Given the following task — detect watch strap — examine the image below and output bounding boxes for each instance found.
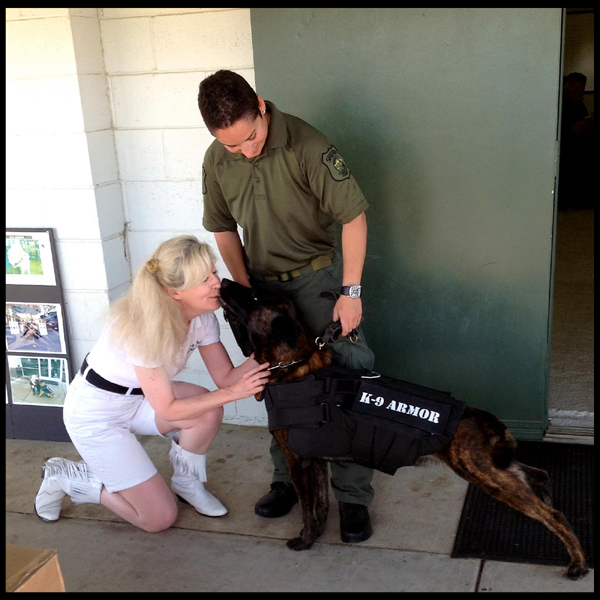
[341,285,362,298]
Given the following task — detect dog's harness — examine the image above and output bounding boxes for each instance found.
[264,365,465,475]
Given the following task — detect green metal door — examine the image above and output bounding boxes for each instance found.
[250,8,564,439]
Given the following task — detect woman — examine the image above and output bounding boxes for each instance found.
[34,235,270,532]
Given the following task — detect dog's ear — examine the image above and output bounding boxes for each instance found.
[271,315,299,351]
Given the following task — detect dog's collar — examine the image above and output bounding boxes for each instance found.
[268,358,307,371]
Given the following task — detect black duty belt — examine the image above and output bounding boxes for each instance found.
[80,355,144,395]
[264,365,465,475]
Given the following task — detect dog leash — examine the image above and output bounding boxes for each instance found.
[268,321,360,370]
[315,321,359,350]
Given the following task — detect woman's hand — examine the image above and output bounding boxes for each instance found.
[227,362,270,400]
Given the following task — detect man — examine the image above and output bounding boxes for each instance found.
[198,70,375,543]
[559,72,594,207]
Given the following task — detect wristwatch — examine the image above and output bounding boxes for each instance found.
[341,285,362,299]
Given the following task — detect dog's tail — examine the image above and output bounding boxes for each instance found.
[490,424,517,470]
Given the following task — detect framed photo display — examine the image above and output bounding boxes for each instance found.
[6,228,73,441]
[6,230,57,286]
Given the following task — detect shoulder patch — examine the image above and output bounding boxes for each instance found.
[322,146,350,182]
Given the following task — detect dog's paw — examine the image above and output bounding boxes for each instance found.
[565,561,589,580]
[286,537,314,551]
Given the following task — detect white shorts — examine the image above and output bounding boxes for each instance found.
[63,374,179,493]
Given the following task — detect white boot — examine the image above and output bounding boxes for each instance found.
[169,440,228,517]
[34,457,102,522]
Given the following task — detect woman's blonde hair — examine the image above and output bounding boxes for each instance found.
[109,235,216,372]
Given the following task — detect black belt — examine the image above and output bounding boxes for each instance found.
[80,355,144,395]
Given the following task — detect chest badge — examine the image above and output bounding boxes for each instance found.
[322,146,350,182]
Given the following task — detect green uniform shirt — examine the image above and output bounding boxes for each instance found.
[202,101,369,276]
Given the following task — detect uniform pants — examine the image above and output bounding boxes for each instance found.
[250,251,376,506]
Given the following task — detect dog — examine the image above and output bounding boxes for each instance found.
[218,278,588,580]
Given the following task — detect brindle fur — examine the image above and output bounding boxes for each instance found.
[219,279,588,579]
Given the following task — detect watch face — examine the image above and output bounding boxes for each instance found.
[349,285,361,299]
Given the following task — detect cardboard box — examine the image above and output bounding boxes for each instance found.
[6,545,65,593]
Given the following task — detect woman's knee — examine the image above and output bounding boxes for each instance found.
[140,503,178,533]
[206,405,224,429]
[118,474,178,533]
[209,405,224,425]
[185,405,223,431]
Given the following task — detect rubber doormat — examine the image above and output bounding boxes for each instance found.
[451,441,593,568]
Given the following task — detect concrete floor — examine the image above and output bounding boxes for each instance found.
[6,424,594,592]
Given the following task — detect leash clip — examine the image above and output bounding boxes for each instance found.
[316,321,359,349]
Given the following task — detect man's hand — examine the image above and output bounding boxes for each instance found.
[333,295,362,337]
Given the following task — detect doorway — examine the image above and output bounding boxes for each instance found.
[548,8,594,436]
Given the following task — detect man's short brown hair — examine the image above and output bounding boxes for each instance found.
[198,70,260,133]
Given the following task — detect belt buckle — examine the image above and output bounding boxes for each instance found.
[311,253,332,271]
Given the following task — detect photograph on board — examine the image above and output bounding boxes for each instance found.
[6,230,56,286]
[6,302,66,354]
[7,355,69,407]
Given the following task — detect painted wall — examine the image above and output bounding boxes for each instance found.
[251,8,565,439]
[6,8,265,425]
[6,8,126,377]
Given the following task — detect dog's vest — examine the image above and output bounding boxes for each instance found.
[264,366,465,475]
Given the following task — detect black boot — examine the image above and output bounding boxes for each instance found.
[254,482,298,518]
[339,501,373,543]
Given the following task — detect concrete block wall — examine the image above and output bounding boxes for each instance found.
[98,7,262,424]
[6,8,268,425]
[6,7,125,378]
